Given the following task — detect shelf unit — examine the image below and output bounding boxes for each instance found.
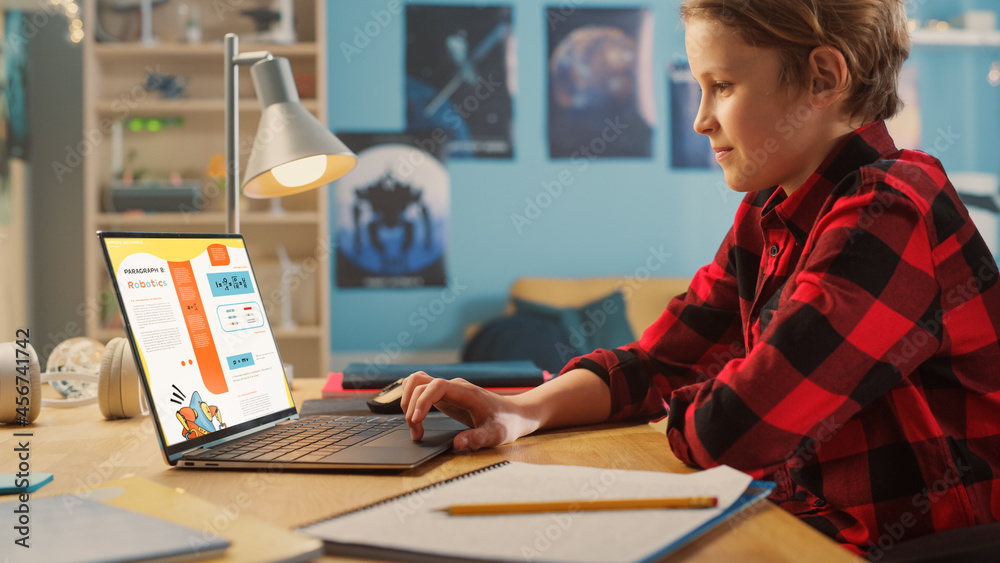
[82,0,330,379]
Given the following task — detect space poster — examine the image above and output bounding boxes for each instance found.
[547,7,655,159]
[333,133,449,289]
[405,4,515,159]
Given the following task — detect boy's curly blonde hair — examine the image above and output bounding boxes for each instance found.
[680,0,910,122]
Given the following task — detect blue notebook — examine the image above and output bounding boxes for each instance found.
[341,360,546,389]
[2,495,230,562]
[0,472,53,495]
[299,461,774,563]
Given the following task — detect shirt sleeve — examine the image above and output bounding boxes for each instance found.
[561,226,746,422]
[665,184,942,476]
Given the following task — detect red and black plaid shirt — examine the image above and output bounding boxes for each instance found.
[564,121,1000,557]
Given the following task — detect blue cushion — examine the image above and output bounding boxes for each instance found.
[513,291,635,356]
[460,313,575,373]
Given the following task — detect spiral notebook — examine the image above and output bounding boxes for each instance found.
[298,461,774,563]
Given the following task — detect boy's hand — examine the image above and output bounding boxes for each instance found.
[400,372,540,451]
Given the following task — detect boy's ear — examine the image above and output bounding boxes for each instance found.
[807,46,850,109]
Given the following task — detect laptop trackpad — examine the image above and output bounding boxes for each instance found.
[320,421,466,465]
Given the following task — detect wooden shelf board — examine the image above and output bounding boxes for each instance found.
[94,42,318,58]
[95,99,319,116]
[97,212,225,227]
[241,211,323,225]
[272,326,323,339]
[96,211,321,227]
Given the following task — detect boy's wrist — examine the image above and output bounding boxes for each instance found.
[507,390,546,436]
[506,368,611,433]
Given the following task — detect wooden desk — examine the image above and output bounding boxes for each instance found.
[2,379,859,562]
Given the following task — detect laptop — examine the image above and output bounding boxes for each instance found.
[97,231,465,469]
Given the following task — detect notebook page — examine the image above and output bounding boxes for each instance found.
[302,462,752,563]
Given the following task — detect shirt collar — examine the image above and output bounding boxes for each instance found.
[760,121,899,245]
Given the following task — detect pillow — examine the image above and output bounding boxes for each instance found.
[513,290,635,357]
[460,313,575,374]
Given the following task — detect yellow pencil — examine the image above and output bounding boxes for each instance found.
[444,496,718,516]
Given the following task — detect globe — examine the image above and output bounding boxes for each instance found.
[45,337,105,400]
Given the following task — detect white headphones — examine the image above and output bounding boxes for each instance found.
[0,337,149,423]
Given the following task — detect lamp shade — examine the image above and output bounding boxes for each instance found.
[242,57,357,199]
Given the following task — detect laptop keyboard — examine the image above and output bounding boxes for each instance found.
[183,415,405,463]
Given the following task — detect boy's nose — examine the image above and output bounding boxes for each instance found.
[693,99,717,136]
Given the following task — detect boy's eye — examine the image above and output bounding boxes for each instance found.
[713,82,732,92]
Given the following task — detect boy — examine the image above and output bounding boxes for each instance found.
[402,0,1000,556]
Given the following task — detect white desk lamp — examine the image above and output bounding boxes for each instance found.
[224,33,356,233]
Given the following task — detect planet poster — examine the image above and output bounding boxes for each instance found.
[333,132,450,289]
[405,5,515,160]
[547,7,655,159]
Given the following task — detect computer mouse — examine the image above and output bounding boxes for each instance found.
[367,378,406,414]
[367,378,441,415]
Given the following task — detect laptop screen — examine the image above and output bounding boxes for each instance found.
[99,232,296,457]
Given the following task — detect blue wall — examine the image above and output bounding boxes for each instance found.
[907,0,1000,176]
[326,0,1000,356]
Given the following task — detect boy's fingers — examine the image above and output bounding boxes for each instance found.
[405,383,431,440]
[423,378,481,411]
[453,423,504,451]
[409,419,424,441]
[410,378,454,420]
[404,377,497,443]
[399,371,431,412]
[453,430,474,451]
[405,383,428,422]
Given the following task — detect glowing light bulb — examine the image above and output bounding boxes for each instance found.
[271,155,327,188]
[990,62,1000,87]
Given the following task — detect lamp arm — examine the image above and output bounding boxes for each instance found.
[224,33,274,234]
[234,52,274,66]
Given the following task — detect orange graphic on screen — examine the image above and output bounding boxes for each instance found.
[176,407,210,440]
[174,390,227,440]
[168,260,228,394]
[207,244,231,267]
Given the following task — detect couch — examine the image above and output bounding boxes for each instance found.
[505,277,692,338]
[463,276,692,373]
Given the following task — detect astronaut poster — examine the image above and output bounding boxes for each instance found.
[547,7,655,159]
[405,4,514,159]
[333,133,449,289]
